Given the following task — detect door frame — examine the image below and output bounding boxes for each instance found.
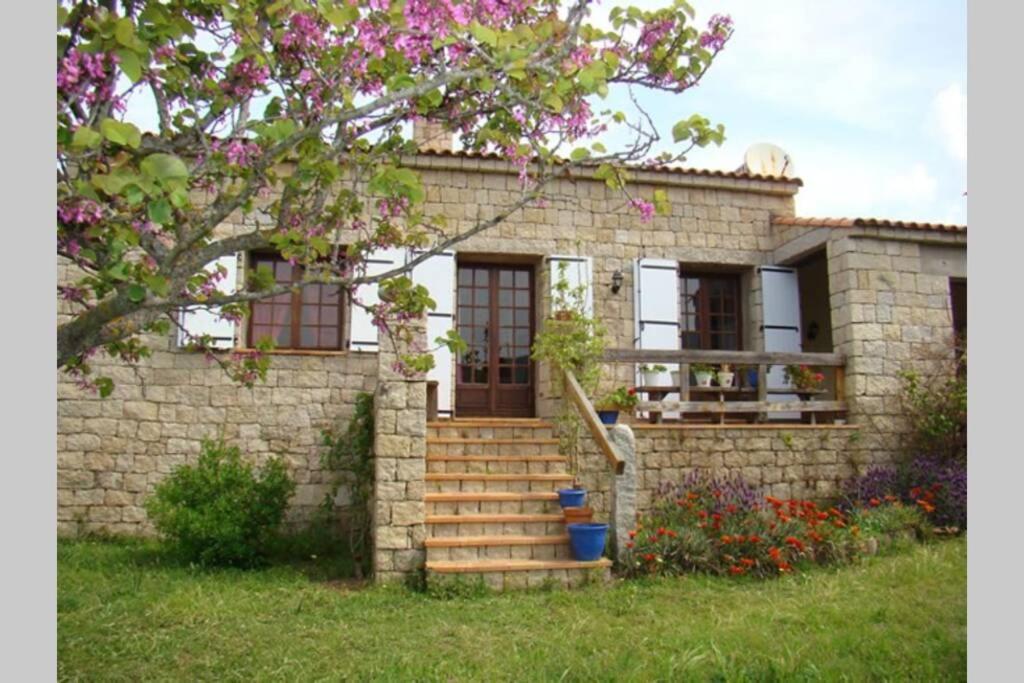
[454,260,538,418]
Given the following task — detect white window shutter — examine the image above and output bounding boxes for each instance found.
[760,266,802,417]
[548,255,593,318]
[409,249,456,417]
[634,258,680,416]
[177,253,239,349]
[348,247,406,352]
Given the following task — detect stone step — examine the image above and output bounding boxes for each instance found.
[425,491,561,516]
[424,438,561,457]
[425,472,573,494]
[427,540,573,563]
[427,513,566,524]
[425,513,566,539]
[426,455,566,462]
[426,558,613,591]
[426,455,568,476]
[425,534,569,548]
[427,419,553,429]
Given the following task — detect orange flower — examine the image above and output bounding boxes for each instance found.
[817,511,830,520]
[916,499,936,514]
[884,495,898,503]
[697,510,708,519]
[729,565,745,575]
[766,496,783,507]
[777,562,793,573]
[687,492,700,500]
[748,535,762,544]
[657,527,666,536]
[643,553,656,562]
[720,535,732,544]
[733,535,745,544]
[869,498,881,507]
[626,541,634,549]
[910,487,922,498]
[768,547,782,560]
[740,557,756,567]
[628,530,637,539]
[784,536,805,551]
[666,529,678,538]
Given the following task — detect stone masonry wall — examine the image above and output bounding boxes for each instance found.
[371,318,428,583]
[825,228,965,471]
[57,339,378,537]
[573,425,859,524]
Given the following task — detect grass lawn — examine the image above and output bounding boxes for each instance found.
[58,537,965,681]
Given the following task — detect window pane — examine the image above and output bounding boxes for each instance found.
[474,269,488,287]
[474,289,488,306]
[275,261,292,281]
[458,269,472,285]
[515,309,529,326]
[499,366,512,384]
[300,327,318,347]
[302,285,320,303]
[320,328,338,349]
[301,306,319,325]
[321,306,338,326]
[499,290,513,307]
[499,270,513,287]
[323,285,340,304]
[515,366,529,384]
[515,270,529,288]
[458,289,472,305]
[515,290,529,307]
[474,367,488,384]
[253,304,272,324]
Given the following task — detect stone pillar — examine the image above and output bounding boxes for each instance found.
[608,423,637,564]
[371,318,428,584]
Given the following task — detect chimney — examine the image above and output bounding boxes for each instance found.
[412,119,453,153]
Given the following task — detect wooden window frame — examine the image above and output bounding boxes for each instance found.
[678,269,743,351]
[246,252,346,351]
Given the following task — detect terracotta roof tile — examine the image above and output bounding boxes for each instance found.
[413,148,804,185]
[772,215,966,233]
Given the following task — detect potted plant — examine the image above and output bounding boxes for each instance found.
[594,386,639,424]
[716,363,735,388]
[566,521,609,561]
[563,505,594,525]
[639,364,668,387]
[670,369,681,386]
[745,366,759,389]
[784,364,826,398]
[692,363,715,387]
[557,487,587,508]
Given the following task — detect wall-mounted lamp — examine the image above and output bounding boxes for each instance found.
[611,269,624,294]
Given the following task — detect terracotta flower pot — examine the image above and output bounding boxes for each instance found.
[563,506,594,525]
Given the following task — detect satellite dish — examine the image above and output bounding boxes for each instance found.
[742,143,795,178]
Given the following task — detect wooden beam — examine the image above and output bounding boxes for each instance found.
[604,349,845,367]
[636,400,846,414]
[562,370,625,474]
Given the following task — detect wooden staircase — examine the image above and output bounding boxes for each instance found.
[424,418,612,590]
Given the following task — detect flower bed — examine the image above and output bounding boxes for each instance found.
[844,455,966,531]
[622,471,931,579]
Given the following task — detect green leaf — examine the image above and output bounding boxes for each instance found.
[470,21,498,47]
[318,0,359,29]
[591,142,607,154]
[127,284,147,302]
[95,377,114,398]
[116,48,142,83]
[144,274,170,297]
[147,198,173,225]
[114,18,136,48]
[71,126,103,149]
[672,119,692,143]
[544,93,564,113]
[100,119,142,149]
[570,147,591,162]
[140,153,189,181]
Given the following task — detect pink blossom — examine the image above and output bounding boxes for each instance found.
[699,14,734,51]
[221,57,269,98]
[58,199,104,226]
[629,198,655,223]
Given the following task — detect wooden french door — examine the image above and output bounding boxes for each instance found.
[455,263,535,417]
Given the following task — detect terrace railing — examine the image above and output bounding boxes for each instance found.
[603,349,847,425]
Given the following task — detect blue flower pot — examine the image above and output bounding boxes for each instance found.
[557,488,586,508]
[746,369,759,389]
[567,523,609,561]
[596,410,619,425]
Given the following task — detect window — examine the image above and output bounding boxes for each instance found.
[248,254,344,350]
[679,271,741,350]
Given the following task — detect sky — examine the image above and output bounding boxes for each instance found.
[121,1,966,226]
[605,0,967,225]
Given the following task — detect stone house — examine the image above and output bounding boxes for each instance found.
[57,125,967,587]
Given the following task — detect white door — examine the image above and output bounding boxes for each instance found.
[634,258,680,417]
[760,266,802,418]
[410,249,456,417]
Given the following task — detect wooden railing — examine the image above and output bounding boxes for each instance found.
[602,349,847,425]
[562,369,625,474]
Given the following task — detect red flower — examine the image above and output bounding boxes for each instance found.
[643,553,656,562]
[777,562,793,573]
[733,535,745,544]
[748,535,762,544]
[740,557,756,567]
[713,490,723,498]
[766,496,783,507]
[784,536,805,551]
[698,510,708,519]
[657,527,666,536]
[916,499,936,514]
[869,498,881,507]
[910,487,923,498]
[626,541,634,549]
[711,513,722,522]
[726,504,737,514]
[628,530,637,539]
[666,529,677,538]
[729,566,745,575]
[628,387,637,396]
[720,535,732,544]
[768,547,782,560]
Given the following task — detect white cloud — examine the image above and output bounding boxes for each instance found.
[931,83,967,161]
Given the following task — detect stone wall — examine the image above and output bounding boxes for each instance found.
[573,424,860,524]
[824,228,965,468]
[57,341,377,537]
[371,318,427,583]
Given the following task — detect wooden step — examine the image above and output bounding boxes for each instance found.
[427,558,612,573]
[426,473,572,482]
[425,438,560,445]
[426,455,566,462]
[428,419,553,429]
[425,491,559,502]
[426,514,564,524]
[425,535,569,548]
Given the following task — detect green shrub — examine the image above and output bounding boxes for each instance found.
[899,347,966,463]
[850,501,932,540]
[145,439,295,567]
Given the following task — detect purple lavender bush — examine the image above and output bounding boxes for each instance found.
[843,456,966,530]
[655,470,762,514]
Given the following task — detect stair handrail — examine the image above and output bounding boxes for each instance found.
[562,368,625,475]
